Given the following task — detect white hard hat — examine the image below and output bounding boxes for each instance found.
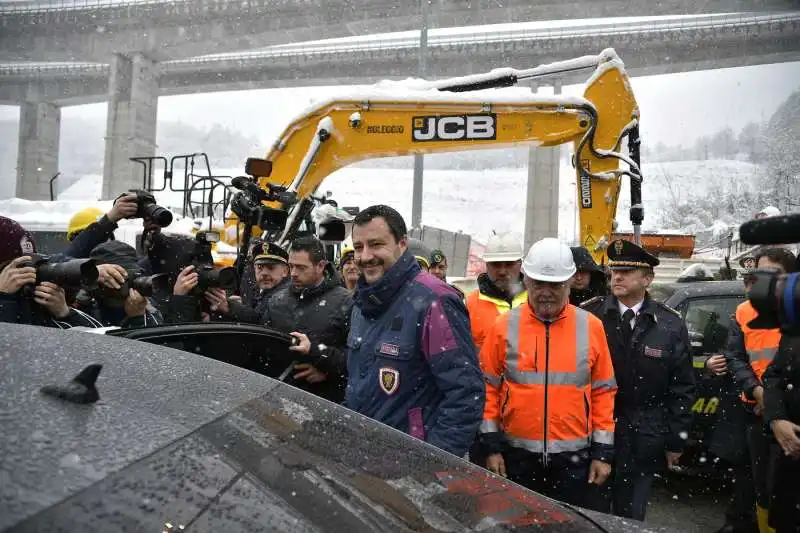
[522,238,577,282]
[482,231,523,263]
[756,205,781,218]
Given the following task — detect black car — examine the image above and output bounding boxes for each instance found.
[0,323,673,533]
[650,280,747,471]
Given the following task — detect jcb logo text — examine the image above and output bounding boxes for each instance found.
[412,114,497,142]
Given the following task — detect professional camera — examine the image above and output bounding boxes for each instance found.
[22,255,99,289]
[739,213,800,331]
[94,273,170,301]
[229,186,288,232]
[190,231,238,292]
[118,189,173,228]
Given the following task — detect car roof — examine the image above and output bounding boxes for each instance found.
[0,324,667,533]
[657,281,745,307]
[0,323,275,531]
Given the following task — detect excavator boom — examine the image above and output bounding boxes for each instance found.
[236,48,641,264]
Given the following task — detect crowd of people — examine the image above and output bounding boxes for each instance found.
[1,193,798,532]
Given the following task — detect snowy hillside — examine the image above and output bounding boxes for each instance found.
[3,158,762,246]
[616,159,765,247]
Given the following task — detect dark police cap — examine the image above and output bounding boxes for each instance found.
[607,239,659,271]
[430,249,446,267]
[254,242,289,265]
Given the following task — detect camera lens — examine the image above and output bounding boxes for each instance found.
[748,272,800,329]
[37,258,99,288]
[215,267,238,290]
[142,203,173,228]
[130,276,155,297]
[776,273,800,326]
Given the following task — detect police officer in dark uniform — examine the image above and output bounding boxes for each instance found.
[581,239,696,521]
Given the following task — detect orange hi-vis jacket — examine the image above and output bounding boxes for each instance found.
[480,303,617,457]
[736,301,781,383]
[466,289,527,351]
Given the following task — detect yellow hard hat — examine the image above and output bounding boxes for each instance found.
[67,207,104,241]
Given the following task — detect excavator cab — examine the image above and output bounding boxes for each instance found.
[226,47,644,265]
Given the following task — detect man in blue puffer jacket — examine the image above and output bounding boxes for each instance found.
[344,205,484,458]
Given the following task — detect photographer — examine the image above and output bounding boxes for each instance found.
[63,194,139,258]
[723,247,796,532]
[162,232,238,324]
[206,236,352,402]
[0,217,98,329]
[78,241,164,328]
[763,332,800,533]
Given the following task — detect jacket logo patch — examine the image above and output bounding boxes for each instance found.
[644,346,663,358]
[20,236,34,255]
[379,367,400,395]
[379,343,400,356]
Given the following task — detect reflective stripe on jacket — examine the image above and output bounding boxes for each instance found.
[480,303,616,457]
[736,300,781,382]
[466,289,527,351]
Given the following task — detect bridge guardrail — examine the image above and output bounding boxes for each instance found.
[0,0,195,13]
[0,12,797,76]
[174,12,797,64]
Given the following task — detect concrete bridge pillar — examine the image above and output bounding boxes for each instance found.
[523,79,562,252]
[102,52,159,200]
[16,100,61,201]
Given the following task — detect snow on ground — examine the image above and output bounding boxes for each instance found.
[2,158,761,247]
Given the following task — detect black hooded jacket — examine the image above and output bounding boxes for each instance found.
[569,246,608,306]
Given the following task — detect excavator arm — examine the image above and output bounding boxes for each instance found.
[234,48,641,264]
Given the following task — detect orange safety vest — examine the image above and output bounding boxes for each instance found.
[466,289,527,351]
[480,303,617,455]
[736,300,781,383]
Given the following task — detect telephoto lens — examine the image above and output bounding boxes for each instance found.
[747,272,800,330]
[130,274,169,298]
[196,265,238,290]
[28,255,99,289]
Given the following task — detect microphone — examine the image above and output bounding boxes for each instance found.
[739,214,800,245]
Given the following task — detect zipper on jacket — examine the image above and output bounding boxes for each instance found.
[543,321,551,467]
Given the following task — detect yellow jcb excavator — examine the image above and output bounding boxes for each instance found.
[224,48,644,266]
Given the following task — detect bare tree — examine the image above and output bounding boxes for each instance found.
[762,89,800,210]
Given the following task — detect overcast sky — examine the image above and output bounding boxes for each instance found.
[1,60,799,150]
